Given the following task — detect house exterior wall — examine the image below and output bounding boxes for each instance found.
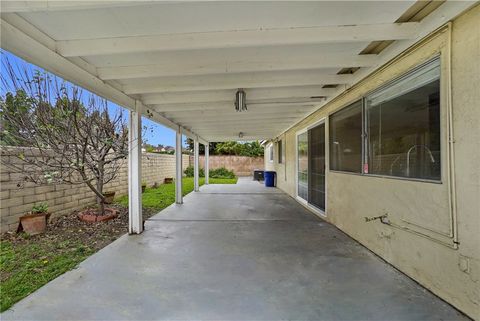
[266,6,479,319]
[0,150,190,233]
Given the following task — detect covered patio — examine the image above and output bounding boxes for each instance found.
[1,2,478,319]
[1,178,468,320]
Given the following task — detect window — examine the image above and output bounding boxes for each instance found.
[365,58,441,180]
[268,144,274,162]
[278,140,283,164]
[329,100,363,172]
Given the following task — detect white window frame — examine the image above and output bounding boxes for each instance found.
[295,118,327,217]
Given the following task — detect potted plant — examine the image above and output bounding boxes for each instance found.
[142,181,147,193]
[18,202,50,235]
[102,191,116,204]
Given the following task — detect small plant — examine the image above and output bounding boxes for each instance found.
[31,202,48,214]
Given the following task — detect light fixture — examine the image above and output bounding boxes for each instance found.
[238,132,244,138]
[235,89,247,112]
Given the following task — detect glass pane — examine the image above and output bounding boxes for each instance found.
[297,132,308,201]
[366,75,441,180]
[329,100,363,172]
[278,140,283,163]
[308,123,325,211]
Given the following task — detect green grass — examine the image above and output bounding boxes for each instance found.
[116,176,238,210]
[0,239,94,312]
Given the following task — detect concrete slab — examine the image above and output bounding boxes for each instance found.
[1,179,469,320]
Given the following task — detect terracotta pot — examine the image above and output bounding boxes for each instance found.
[18,212,50,235]
[78,208,118,223]
[103,191,116,204]
[142,185,147,193]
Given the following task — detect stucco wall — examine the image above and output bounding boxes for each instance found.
[0,149,190,233]
[267,6,479,319]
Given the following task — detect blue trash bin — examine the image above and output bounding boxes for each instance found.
[264,171,276,187]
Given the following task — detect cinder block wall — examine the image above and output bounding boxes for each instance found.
[191,155,264,176]
[0,149,189,233]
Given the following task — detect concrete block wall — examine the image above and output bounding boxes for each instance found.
[192,155,264,176]
[0,148,189,233]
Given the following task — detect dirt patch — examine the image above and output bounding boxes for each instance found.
[1,205,157,251]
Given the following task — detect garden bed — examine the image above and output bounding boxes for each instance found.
[0,177,237,311]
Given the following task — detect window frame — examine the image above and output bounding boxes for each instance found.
[363,56,442,183]
[328,56,443,184]
[277,139,283,164]
[268,143,274,163]
[328,99,364,174]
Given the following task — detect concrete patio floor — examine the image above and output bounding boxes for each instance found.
[2,177,468,320]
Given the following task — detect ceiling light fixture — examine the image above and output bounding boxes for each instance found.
[235,89,247,112]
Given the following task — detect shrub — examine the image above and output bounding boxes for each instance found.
[184,166,204,177]
[210,167,235,179]
[184,166,235,179]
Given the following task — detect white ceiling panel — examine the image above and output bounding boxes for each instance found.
[2,0,469,141]
[19,2,414,40]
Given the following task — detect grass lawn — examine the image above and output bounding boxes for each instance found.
[116,177,238,210]
[0,176,237,312]
[0,237,95,312]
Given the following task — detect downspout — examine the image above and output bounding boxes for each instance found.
[445,21,459,248]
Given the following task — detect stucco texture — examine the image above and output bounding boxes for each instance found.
[267,6,479,319]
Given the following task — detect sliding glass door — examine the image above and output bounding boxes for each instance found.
[296,121,326,212]
[308,123,326,211]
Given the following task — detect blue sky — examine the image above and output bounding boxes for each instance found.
[1,50,182,148]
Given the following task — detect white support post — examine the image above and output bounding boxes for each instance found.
[175,127,183,204]
[194,138,200,192]
[205,142,209,185]
[128,101,143,234]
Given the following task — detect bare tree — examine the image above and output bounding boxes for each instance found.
[1,56,129,215]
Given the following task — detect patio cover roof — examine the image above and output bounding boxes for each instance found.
[0,1,474,142]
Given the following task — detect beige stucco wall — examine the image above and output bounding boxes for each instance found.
[267,6,479,319]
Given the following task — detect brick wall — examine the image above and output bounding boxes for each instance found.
[191,155,264,176]
[0,148,189,233]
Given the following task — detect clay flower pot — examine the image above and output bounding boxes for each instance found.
[103,191,116,204]
[18,212,50,235]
